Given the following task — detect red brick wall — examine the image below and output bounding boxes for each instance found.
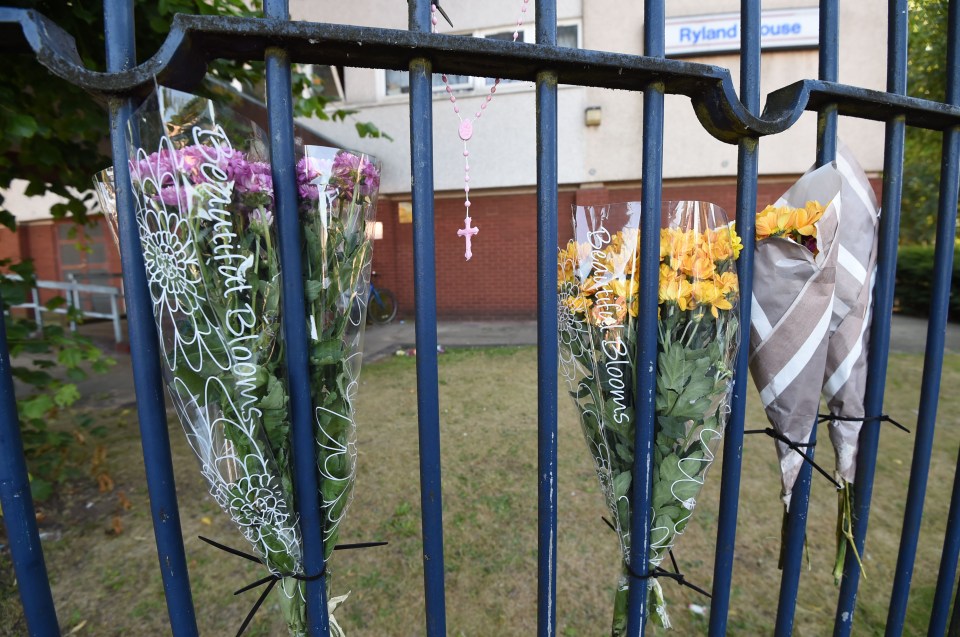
[371,191,578,320]
[369,174,883,320]
[0,226,22,266]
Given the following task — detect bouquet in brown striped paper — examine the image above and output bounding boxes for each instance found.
[749,145,880,582]
[748,164,843,511]
[819,145,880,583]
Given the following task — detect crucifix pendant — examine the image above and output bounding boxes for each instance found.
[458,216,479,260]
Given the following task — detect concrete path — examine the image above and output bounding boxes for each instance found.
[26,313,960,409]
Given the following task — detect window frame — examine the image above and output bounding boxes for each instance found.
[379,20,581,99]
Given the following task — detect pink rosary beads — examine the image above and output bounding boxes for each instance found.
[432,0,530,260]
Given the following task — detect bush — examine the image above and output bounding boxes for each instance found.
[895,244,960,321]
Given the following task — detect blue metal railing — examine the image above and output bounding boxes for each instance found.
[3,0,960,635]
[775,4,841,634]
[835,3,910,633]
[710,2,760,633]
[103,1,199,634]
[534,2,559,636]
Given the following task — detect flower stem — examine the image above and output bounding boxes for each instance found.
[278,577,307,637]
[611,569,629,637]
[835,480,865,585]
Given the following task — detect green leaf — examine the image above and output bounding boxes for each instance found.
[657,343,687,393]
[659,453,685,486]
[20,394,54,420]
[8,114,38,139]
[354,121,393,141]
[0,209,15,231]
[612,470,632,500]
[259,376,286,411]
[57,347,85,369]
[311,340,343,366]
[303,279,324,302]
[29,477,54,502]
[53,384,81,408]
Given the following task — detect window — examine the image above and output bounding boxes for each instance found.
[304,65,345,101]
[484,30,526,85]
[557,24,579,49]
[382,22,580,97]
[384,69,477,96]
[385,69,410,96]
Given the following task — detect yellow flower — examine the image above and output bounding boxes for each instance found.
[692,279,733,318]
[663,228,696,272]
[558,241,578,285]
[608,277,639,300]
[715,271,739,297]
[608,277,640,317]
[791,200,825,236]
[659,265,694,311]
[756,201,825,242]
[755,205,793,241]
[678,248,716,280]
[565,293,592,315]
[729,226,743,260]
[709,224,743,262]
[590,289,624,327]
[660,228,677,262]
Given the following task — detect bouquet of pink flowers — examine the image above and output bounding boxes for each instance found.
[95,87,380,636]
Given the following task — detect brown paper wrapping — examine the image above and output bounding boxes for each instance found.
[749,165,842,509]
[821,145,880,484]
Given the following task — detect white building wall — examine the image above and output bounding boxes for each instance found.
[292,0,889,196]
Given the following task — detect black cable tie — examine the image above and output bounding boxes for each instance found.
[744,428,841,490]
[818,413,910,434]
[624,560,713,599]
[407,0,454,27]
[236,577,277,637]
[668,549,681,575]
[335,540,390,551]
[599,521,711,597]
[199,535,387,637]
[601,516,617,533]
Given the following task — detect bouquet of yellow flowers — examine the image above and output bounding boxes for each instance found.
[558,201,740,631]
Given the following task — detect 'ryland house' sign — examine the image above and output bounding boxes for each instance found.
[665,8,820,57]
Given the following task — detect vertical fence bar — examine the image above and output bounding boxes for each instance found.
[709,1,760,633]
[817,0,839,164]
[535,1,558,636]
[408,2,447,634]
[103,1,199,634]
[950,581,960,636]
[923,2,960,634]
[774,445,816,636]
[263,1,330,634]
[626,1,664,634]
[834,1,909,633]
[775,2,839,633]
[0,291,60,635]
[933,451,960,637]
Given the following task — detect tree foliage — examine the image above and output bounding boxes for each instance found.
[902,0,955,244]
[0,0,386,232]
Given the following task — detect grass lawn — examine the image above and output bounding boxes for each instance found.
[2,348,960,636]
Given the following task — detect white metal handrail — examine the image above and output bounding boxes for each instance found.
[2,275,124,343]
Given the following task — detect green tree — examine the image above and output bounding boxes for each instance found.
[0,0,385,231]
[902,0,955,244]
